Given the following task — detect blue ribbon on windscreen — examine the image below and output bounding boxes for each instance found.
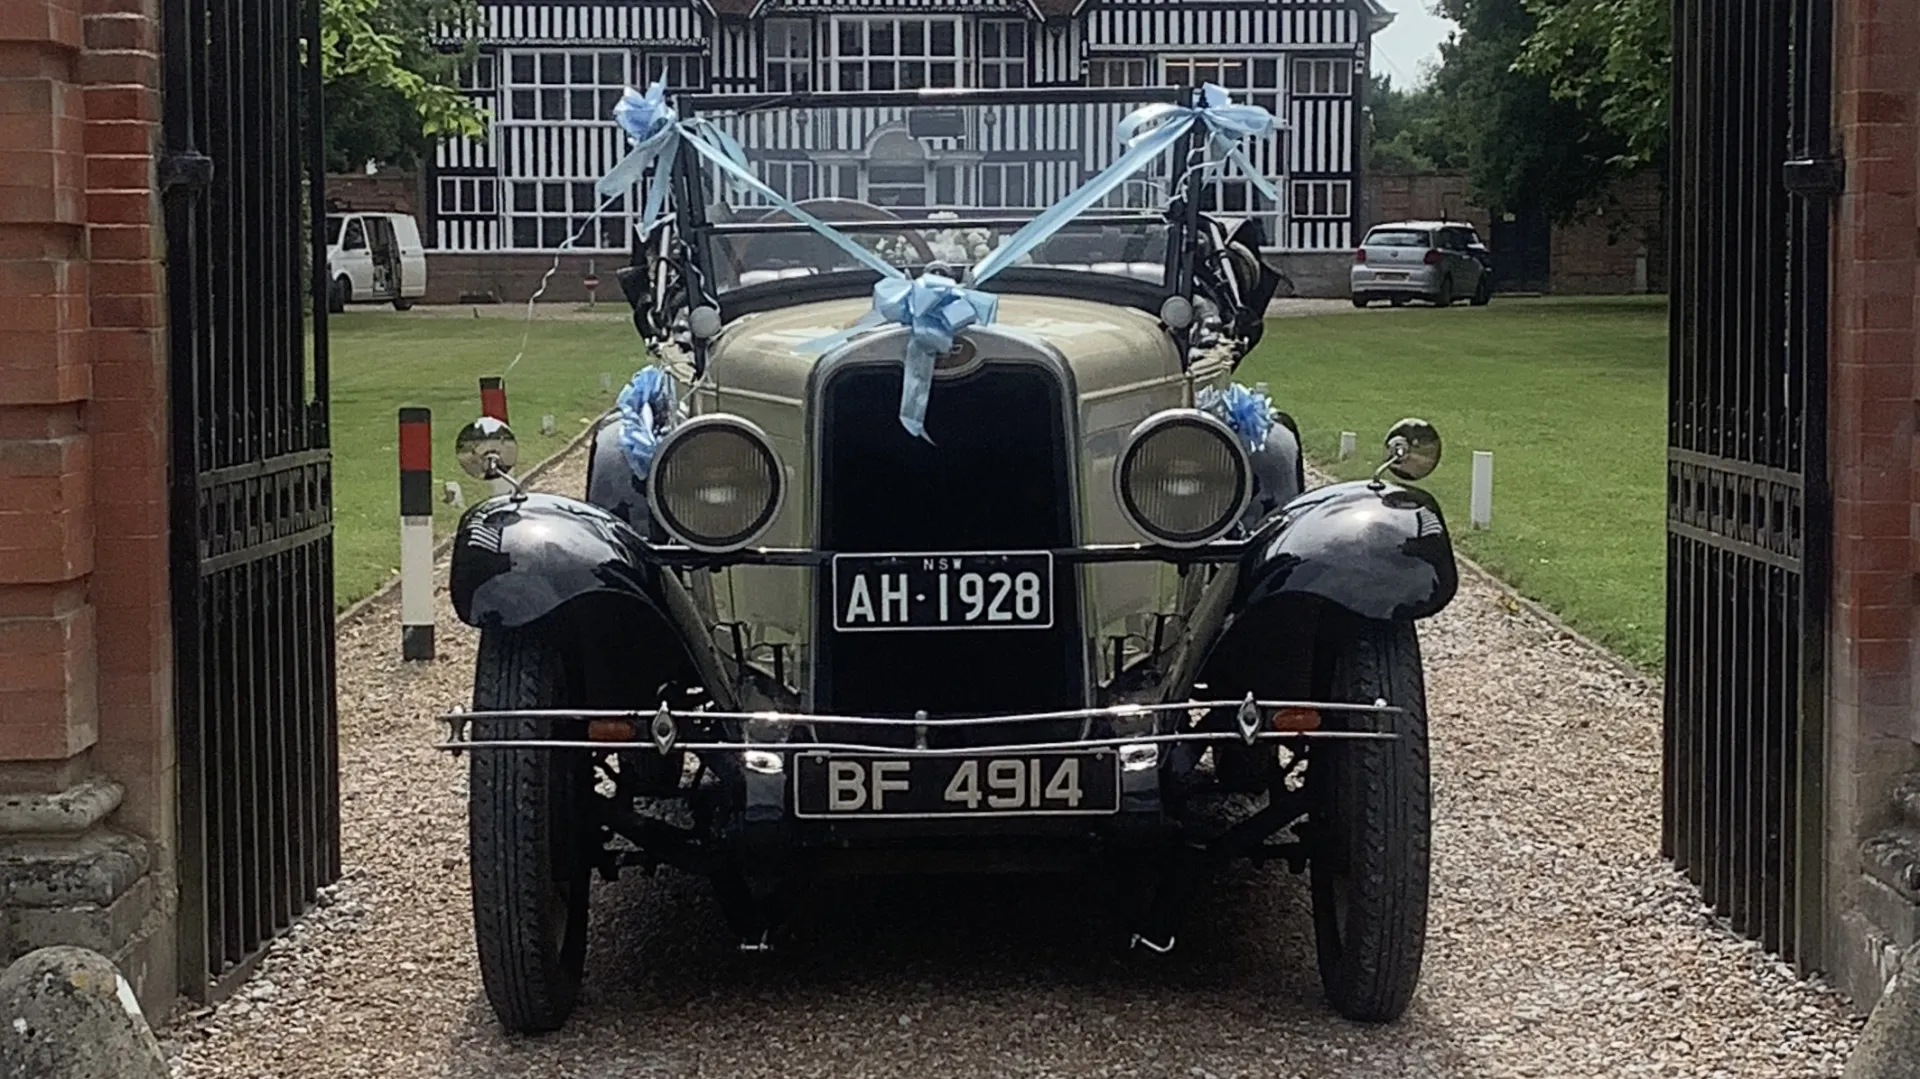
[602,81,1280,444]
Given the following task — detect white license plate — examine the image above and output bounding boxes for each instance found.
[831,551,1053,632]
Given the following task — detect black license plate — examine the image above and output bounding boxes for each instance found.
[831,551,1053,632]
[793,751,1119,818]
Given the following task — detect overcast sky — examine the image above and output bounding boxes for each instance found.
[1372,2,1457,89]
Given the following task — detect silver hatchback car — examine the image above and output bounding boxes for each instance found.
[1350,220,1493,308]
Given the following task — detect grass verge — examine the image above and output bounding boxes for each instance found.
[327,309,643,608]
[1236,296,1669,670]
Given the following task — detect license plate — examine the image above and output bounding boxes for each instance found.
[793,751,1119,818]
[831,551,1053,632]
[1378,271,1409,280]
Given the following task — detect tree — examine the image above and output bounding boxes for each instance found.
[1516,0,1671,172]
[319,0,485,172]
[1366,74,1470,174]
[1430,0,1632,222]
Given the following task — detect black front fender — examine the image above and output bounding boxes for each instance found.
[1236,480,1458,623]
[450,492,663,630]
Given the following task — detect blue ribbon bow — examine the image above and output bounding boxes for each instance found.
[803,274,999,441]
[1197,382,1276,452]
[616,364,677,479]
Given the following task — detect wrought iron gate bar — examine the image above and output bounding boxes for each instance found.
[1663,0,1829,972]
[164,0,339,1000]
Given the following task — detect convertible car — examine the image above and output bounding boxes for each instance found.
[438,86,1458,1033]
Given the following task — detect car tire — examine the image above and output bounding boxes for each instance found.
[393,298,415,311]
[469,627,593,1035]
[1350,295,1369,308]
[328,276,350,314]
[1470,277,1493,307]
[1433,277,1455,307]
[1309,617,1430,1023]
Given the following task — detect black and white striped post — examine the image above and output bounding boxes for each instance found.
[398,408,435,661]
[479,376,512,497]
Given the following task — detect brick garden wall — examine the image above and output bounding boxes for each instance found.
[0,0,175,1014]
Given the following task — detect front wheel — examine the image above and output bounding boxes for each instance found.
[1310,618,1430,1023]
[470,627,593,1034]
[1350,295,1369,308]
[393,297,415,311]
[328,276,349,314]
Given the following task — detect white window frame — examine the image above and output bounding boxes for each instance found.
[1085,56,1148,88]
[1292,58,1354,97]
[502,48,630,124]
[460,53,496,92]
[764,18,814,93]
[977,19,1028,89]
[758,159,815,203]
[1290,179,1351,221]
[506,179,629,253]
[828,16,965,91]
[977,161,1031,209]
[644,51,709,91]
[438,176,498,217]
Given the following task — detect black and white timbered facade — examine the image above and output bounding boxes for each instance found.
[427,0,1393,258]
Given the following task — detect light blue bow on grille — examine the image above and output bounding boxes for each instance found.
[802,273,1000,441]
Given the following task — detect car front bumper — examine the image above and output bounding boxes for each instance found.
[440,697,1399,848]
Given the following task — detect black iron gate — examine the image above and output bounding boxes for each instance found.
[162,0,340,997]
[1665,0,1834,968]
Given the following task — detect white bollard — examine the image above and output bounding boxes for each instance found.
[398,408,436,660]
[600,372,613,393]
[1470,450,1494,530]
[541,414,557,435]
[1338,431,1357,460]
[441,480,464,509]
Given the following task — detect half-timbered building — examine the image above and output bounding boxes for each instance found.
[423,0,1394,301]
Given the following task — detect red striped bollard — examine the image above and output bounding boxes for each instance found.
[398,407,435,661]
[479,377,512,497]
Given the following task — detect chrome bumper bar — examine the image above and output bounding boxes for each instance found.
[436,696,1402,755]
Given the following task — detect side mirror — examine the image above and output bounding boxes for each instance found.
[455,417,519,480]
[1379,418,1441,482]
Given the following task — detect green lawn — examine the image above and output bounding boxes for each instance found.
[1237,297,1669,670]
[327,310,644,608]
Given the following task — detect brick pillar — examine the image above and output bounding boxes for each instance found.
[0,0,174,1015]
[1826,0,1920,1012]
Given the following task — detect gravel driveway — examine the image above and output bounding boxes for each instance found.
[166,443,1861,1079]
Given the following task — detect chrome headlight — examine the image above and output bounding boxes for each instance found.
[650,414,785,552]
[1114,409,1251,548]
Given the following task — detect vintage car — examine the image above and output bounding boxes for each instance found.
[439,86,1458,1034]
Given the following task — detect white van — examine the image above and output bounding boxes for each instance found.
[325,211,427,312]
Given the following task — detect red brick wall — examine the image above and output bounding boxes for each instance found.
[1364,169,1664,295]
[326,170,421,216]
[0,0,173,875]
[1827,0,1920,1006]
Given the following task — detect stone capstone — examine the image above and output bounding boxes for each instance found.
[0,946,167,1079]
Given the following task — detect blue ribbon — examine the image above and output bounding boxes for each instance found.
[1197,382,1276,452]
[599,82,1279,445]
[616,364,677,479]
[802,274,999,441]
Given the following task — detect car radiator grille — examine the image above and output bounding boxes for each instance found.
[813,361,1086,747]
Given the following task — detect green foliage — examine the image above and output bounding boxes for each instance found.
[1427,0,1634,223]
[1366,74,1470,175]
[1516,0,1671,171]
[319,0,484,171]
